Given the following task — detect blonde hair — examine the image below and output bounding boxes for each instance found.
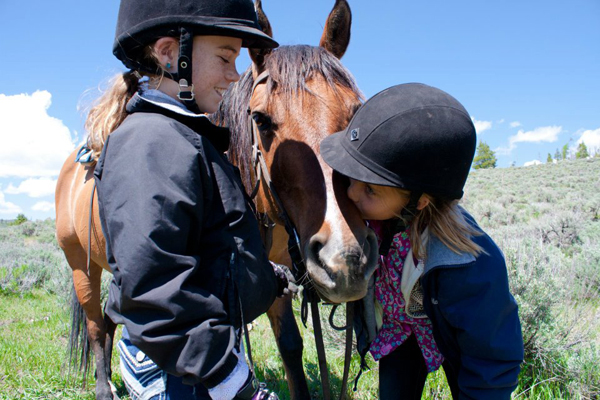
[85,44,166,159]
[387,188,484,260]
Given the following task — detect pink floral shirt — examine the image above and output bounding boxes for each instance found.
[368,222,444,373]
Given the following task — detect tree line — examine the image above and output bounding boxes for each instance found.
[473,141,596,170]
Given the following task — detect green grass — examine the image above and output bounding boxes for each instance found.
[248,301,453,399]
[0,291,452,399]
[0,290,128,400]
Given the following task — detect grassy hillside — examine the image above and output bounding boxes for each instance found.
[463,158,600,398]
[0,158,599,399]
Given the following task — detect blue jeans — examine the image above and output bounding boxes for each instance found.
[118,329,210,400]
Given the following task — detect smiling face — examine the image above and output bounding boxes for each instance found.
[346,178,410,221]
[191,35,242,113]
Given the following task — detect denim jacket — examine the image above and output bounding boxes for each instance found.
[354,211,524,399]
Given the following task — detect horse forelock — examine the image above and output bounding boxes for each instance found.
[210,45,363,194]
[266,46,362,104]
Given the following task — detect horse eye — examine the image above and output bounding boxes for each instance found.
[252,112,272,132]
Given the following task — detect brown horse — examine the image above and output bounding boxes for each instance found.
[213,2,380,397]
[55,1,378,399]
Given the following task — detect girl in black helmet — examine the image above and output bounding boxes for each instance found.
[90,1,292,399]
[321,83,524,400]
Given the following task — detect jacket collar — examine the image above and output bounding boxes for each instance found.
[126,90,231,153]
[423,208,479,273]
[423,234,476,274]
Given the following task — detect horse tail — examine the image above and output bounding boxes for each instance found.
[67,284,91,387]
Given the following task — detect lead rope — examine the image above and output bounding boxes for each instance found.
[340,303,354,400]
[311,299,331,400]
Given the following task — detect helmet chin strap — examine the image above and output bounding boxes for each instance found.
[379,190,423,257]
[126,27,202,114]
[165,27,202,114]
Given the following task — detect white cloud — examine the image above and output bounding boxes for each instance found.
[496,125,562,155]
[0,191,22,214]
[32,201,55,212]
[576,128,600,155]
[471,117,492,134]
[524,159,542,167]
[510,121,522,128]
[5,177,57,198]
[0,91,77,178]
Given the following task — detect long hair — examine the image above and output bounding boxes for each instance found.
[85,45,164,159]
[410,195,484,260]
[85,71,139,158]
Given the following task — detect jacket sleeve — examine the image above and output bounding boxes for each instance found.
[435,244,524,400]
[97,120,238,387]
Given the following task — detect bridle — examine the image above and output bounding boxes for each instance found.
[246,70,354,400]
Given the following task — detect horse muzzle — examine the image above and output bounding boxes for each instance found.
[304,228,378,303]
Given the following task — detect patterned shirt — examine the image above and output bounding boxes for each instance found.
[368,223,444,373]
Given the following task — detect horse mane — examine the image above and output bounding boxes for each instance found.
[210,45,363,193]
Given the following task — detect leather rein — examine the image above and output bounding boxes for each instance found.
[246,70,354,400]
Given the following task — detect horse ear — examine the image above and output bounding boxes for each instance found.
[319,0,352,59]
[249,0,274,74]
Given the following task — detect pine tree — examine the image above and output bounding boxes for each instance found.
[554,148,561,161]
[473,141,497,169]
[562,143,569,160]
[546,153,553,163]
[9,213,28,226]
[576,142,589,159]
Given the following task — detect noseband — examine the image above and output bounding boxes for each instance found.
[246,70,354,400]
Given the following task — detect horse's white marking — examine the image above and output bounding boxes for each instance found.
[324,184,344,248]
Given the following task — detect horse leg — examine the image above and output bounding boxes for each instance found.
[267,295,311,400]
[103,310,118,397]
[69,252,114,400]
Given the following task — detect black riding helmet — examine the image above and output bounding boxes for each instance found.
[321,83,476,255]
[113,0,279,112]
[320,83,476,201]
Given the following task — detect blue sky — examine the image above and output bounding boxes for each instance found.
[1,0,599,220]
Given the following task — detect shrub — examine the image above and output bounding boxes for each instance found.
[0,220,71,298]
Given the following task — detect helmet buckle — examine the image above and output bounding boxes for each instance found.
[177,79,195,101]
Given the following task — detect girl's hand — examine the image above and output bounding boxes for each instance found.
[270,262,299,297]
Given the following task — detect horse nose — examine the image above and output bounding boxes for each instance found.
[306,232,374,282]
[305,228,379,302]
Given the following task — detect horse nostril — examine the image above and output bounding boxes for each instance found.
[308,235,325,261]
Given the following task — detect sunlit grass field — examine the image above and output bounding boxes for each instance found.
[1,157,599,399]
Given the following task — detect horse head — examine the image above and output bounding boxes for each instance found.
[214,0,379,303]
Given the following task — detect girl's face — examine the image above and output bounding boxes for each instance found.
[191,35,242,113]
[346,178,410,221]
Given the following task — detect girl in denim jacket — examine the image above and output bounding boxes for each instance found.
[321,83,524,399]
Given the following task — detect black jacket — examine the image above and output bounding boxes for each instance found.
[94,92,277,387]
